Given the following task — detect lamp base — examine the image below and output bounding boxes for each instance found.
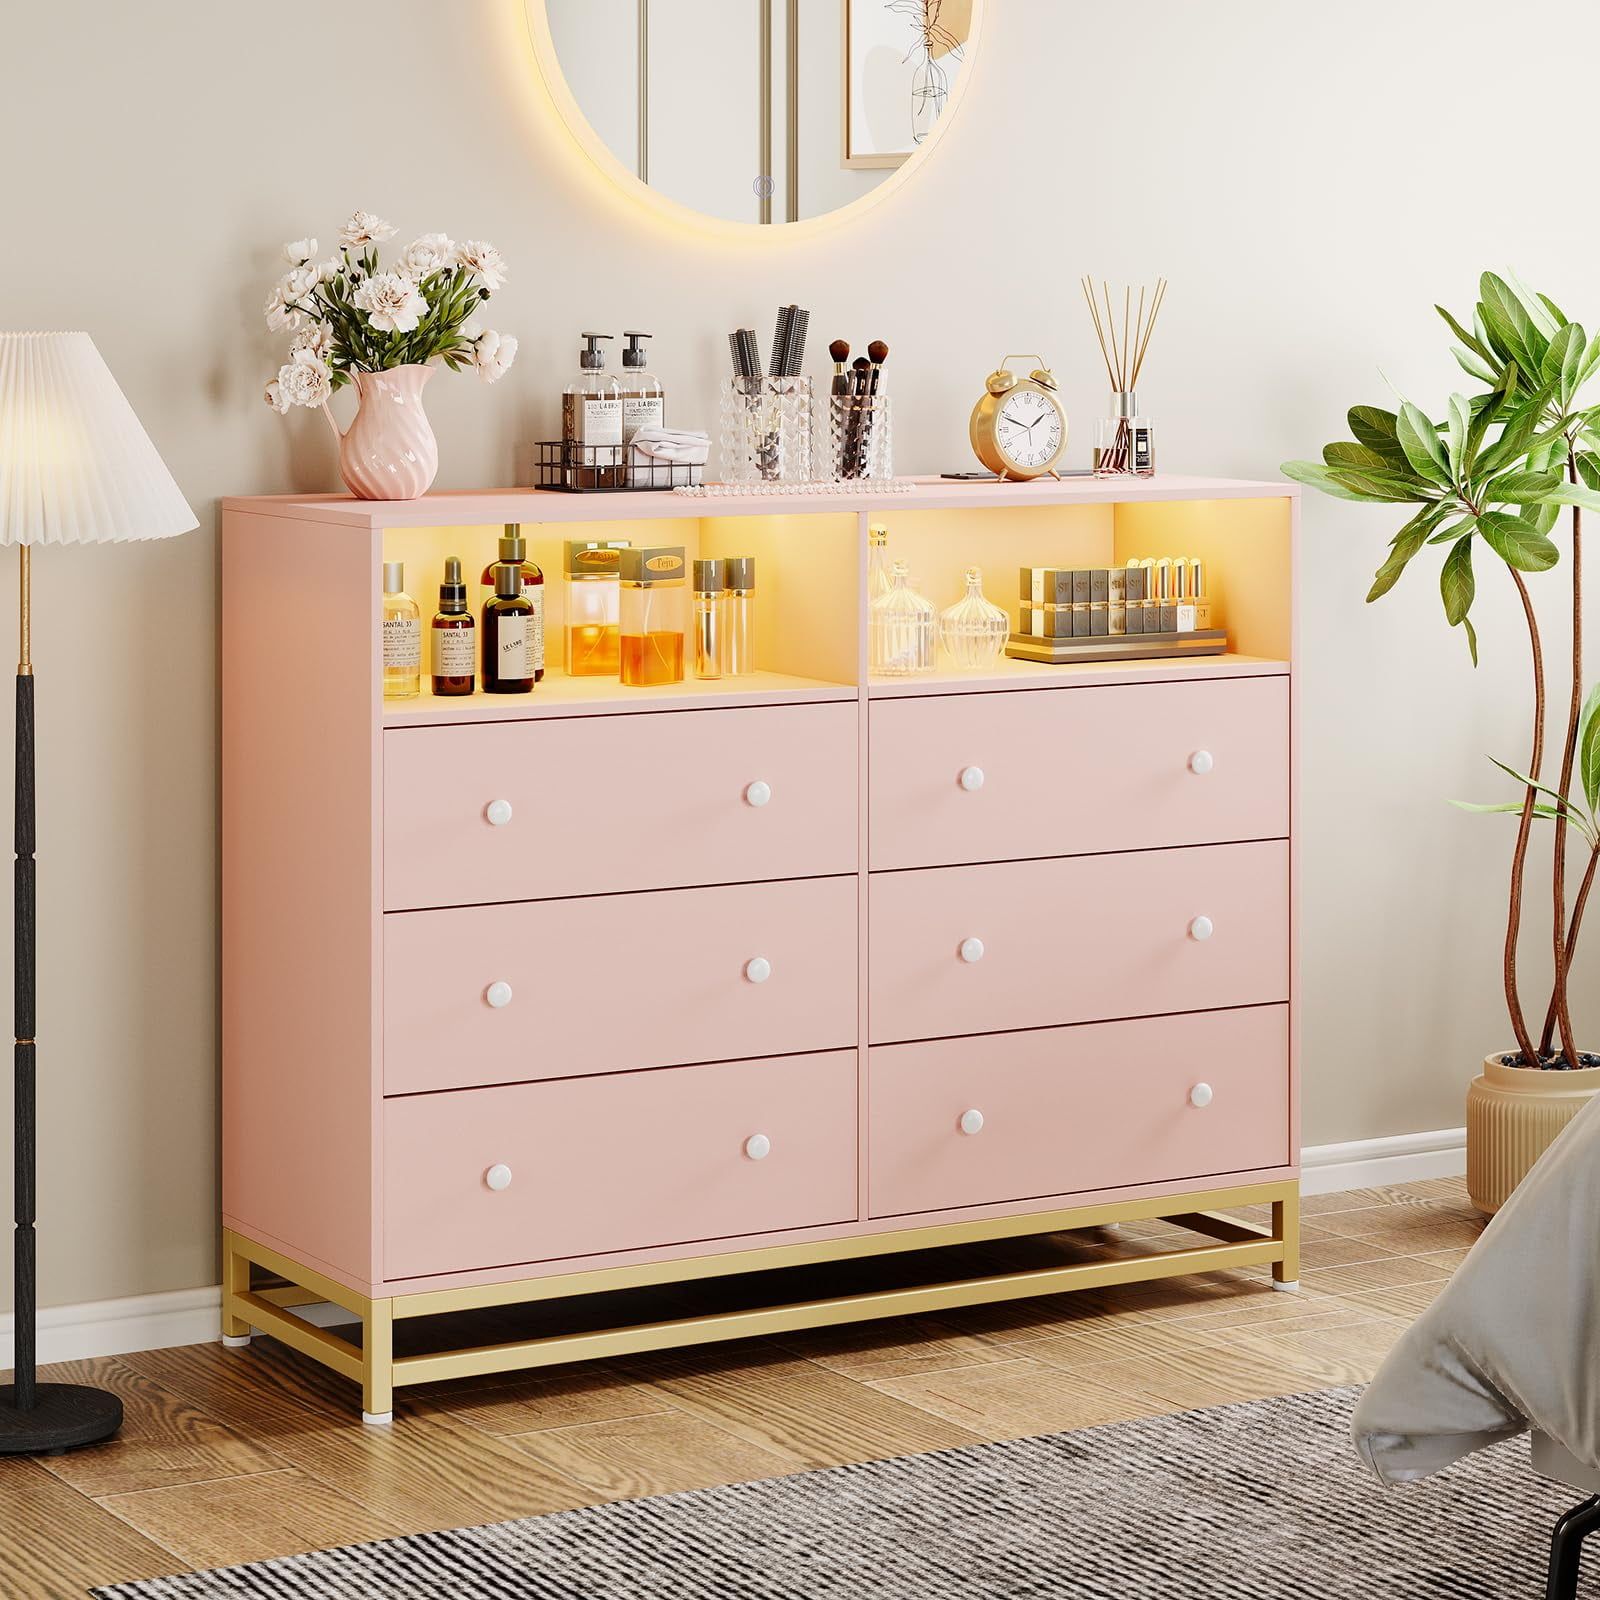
[0,1383,123,1455]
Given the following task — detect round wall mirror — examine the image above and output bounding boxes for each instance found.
[530,0,981,227]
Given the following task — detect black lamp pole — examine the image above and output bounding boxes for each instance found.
[0,549,122,1454]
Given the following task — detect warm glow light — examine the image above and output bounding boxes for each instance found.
[518,0,986,244]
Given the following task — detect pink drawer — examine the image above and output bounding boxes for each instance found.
[869,1005,1289,1218]
[384,1051,857,1278]
[383,701,858,910]
[384,877,858,1094]
[869,840,1287,1044]
[869,676,1288,870]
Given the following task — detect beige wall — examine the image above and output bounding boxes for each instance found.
[2,0,1597,1311]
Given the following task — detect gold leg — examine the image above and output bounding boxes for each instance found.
[220,1230,252,1341]
[1272,1189,1301,1287]
[362,1297,394,1423]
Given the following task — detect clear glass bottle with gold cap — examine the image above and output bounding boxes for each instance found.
[868,524,894,606]
[619,545,686,686]
[564,538,629,677]
[939,567,1008,670]
[722,556,756,676]
[381,561,421,699]
[692,559,725,680]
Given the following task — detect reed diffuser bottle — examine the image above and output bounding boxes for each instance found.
[1083,277,1166,478]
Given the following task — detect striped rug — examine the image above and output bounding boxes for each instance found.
[93,1387,1574,1598]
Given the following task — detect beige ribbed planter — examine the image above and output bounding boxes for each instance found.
[1466,1052,1600,1215]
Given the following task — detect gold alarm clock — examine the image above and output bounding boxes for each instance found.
[969,355,1068,480]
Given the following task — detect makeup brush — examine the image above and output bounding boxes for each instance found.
[841,355,872,477]
[829,339,851,398]
[858,340,889,475]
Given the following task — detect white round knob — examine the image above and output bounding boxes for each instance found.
[1189,915,1214,942]
[1189,750,1215,776]
[1189,1083,1214,1109]
[744,956,772,984]
[486,798,513,827]
[485,981,514,1009]
[744,780,772,808]
[744,1133,771,1161]
[959,937,985,964]
[485,1163,513,1191]
[958,1108,985,1136]
[959,765,985,792]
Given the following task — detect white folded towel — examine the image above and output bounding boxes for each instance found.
[630,427,711,466]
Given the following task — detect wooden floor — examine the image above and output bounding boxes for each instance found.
[2,1178,1482,1597]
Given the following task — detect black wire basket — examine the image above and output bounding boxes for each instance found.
[533,441,703,494]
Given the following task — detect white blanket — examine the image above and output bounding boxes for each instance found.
[1354,1089,1600,1484]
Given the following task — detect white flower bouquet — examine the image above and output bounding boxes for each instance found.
[263,209,516,414]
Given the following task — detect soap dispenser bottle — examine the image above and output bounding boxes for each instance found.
[563,332,623,488]
[620,331,664,450]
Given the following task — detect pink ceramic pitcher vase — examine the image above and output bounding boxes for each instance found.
[323,364,439,500]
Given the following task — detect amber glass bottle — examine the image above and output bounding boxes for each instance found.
[431,555,475,696]
[482,562,535,694]
[479,526,544,681]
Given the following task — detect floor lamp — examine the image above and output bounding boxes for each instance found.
[0,332,197,1454]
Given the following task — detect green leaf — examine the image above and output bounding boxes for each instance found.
[1578,335,1600,391]
[1327,467,1438,503]
[1347,406,1410,465]
[1577,453,1600,493]
[1485,470,1563,502]
[1543,322,1585,402]
[1366,508,1439,601]
[1441,534,1475,625]
[1447,393,1470,473]
[1437,303,1497,364]
[1324,441,1407,475]
[1489,756,1573,809]
[1477,399,1544,475]
[1397,400,1451,483]
[1545,481,1600,512]
[1451,799,1566,820]
[1426,513,1476,545]
[1464,615,1479,666]
[1582,687,1600,811]
[1477,510,1561,570]
[1281,460,1380,501]
[1480,271,1545,372]
[1454,345,1499,384]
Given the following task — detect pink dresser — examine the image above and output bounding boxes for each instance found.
[220,477,1299,1421]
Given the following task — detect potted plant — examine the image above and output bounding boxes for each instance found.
[1284,273,1600,1214]
[261,209,516,500]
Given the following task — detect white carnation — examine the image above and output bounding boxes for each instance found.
[264,262,322,331]
[474,329,518,384]
[289,324,335,365]
[353,271,428,334]
[339,209,397,249]
[264,378,290,414]
[400,232,456,279]
[456,239,507,292]
[282,237,318,264]
[277,358,332,409]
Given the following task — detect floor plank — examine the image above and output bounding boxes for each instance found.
[0,1456,185,1599]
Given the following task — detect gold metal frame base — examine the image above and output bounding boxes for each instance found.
[222,1179,1300,1420]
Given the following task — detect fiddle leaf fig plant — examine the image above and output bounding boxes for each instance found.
[1283,272,1600,1073]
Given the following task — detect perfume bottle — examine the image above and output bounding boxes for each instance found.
[563,332,624,488]
[564,538,628,677]
[692,559,724,680]
[482,561,535,694]
[868,523,894,605]
[431,555,475,696]
[479,527,544,681]
[869,560,935,677]
[722,556,755,676]
[939,567,1008,670]
[381,562,421,699]
[619,546,686,686]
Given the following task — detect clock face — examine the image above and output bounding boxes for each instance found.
[995,387,1064,472]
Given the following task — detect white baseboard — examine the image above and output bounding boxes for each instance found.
[1300,1126,1466,1195]
[4,1131,1469,1367]
[0,1286,350,1369]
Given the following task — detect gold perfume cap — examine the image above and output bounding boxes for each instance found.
[723,556,756,592]
[565,538,630,577]
[619,545,685,586]
[869,524,888,546]
[382,561,405,594]
[692,559,724,593]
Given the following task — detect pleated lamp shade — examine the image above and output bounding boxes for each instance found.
[0,332,197,546]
